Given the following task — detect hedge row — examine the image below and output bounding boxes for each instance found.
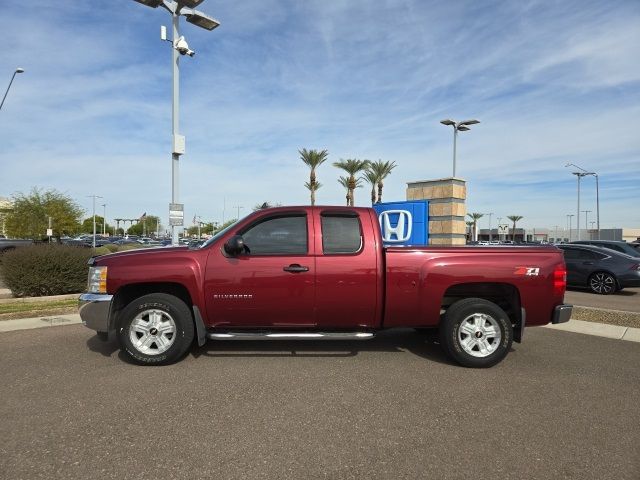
[1,243,149,297]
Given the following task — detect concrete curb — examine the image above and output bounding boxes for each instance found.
[0,314,638,344]
[542,319,640,342]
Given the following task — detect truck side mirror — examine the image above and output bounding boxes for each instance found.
[224,235,246,256]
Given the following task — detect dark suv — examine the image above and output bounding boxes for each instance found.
[570,240,640,258]
[558,244,640,294]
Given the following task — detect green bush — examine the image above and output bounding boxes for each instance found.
[93,246,111,256]
[103,244,119,253]
[2,244,93,297]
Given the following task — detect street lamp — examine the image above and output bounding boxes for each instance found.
[582,210,591,238]
[440,119,480,178]
[133,0,220,246]
[565,163,599,242]
[87,195,103,248]
[484,212,493,242]
[0,68,25,111]
[102,204,107,235]
[566,214,574,242]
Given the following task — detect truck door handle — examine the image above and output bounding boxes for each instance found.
[283,264,309,273]
[583,262,594,265]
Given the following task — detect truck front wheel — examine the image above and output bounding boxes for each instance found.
[117,293,194,366]
[439,298,513,368]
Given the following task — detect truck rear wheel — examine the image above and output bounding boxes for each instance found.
[117,293,194,365]
[439,298,513,368]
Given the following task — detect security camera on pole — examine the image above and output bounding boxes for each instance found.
[133,0,220,245]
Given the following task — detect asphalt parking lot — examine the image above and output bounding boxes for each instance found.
[1,325,638,479]
[565,287,640,313]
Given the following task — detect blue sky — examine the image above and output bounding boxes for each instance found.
[1,0,638,231]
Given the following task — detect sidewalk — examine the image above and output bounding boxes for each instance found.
[0,313,81,333]
[0,313,638,343]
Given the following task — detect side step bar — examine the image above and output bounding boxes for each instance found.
[207,331,375,341]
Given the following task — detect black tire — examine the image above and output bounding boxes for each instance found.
[439,298,513,368]
[117,293,194,365]
[588,272,617,295]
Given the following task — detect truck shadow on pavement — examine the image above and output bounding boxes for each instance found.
[86,328,478,367]
[192,329,459,366]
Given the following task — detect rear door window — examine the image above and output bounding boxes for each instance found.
[321,213,362,254]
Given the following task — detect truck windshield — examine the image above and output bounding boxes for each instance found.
[196,220,238,249]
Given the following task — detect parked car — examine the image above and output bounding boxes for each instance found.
[570,240,640,258]
[0,238,33,253]
[79,205,571,368]
[557,244,640,294]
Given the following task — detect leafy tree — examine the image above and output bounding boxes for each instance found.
[80,216,112,235]
[467,212,484,242]
[214,219,237,234]
[369,160,397,204]
[127,215,160,237]
[186,222,215,237]
[333,159,369,206]
[4,188,83,239]
[300,148,328,206]
[507,215,524,241]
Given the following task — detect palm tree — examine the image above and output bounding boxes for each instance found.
[361,169,380,206]
[466,221,474,242]
[369,160,397,204]
[299,148,328,206]
[467,212,484,242]
[304,181,322,203]
[333,159,370,206]
[507,215,523,242]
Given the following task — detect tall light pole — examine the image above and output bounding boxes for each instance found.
[1,68,25,111]
[484,212,493,242]
[102,204,107,235]
[234,205,243,220]
[582,210,592,238]
[87,195,103,248]
[133,0,220,246]
[440,119,480,177]
[565,163,598,242]
[566,214,574,242]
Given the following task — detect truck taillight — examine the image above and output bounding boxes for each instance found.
[553,264,566,297]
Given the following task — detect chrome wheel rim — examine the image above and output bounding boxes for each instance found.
[590,273,615,294]
[458,313,502,358]
[129,309,177,355]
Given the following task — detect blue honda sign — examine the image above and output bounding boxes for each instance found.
[373,200,429,246]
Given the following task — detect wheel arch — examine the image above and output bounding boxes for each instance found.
[109,282,194,330]
[441,282,522,328]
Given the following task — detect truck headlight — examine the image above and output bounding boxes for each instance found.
[87,266,108,294]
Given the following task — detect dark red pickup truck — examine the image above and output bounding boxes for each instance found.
[79,206,571,367]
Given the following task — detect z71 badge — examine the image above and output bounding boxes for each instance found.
[514,267,540,276]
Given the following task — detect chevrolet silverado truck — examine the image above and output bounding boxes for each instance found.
[79,206,571,368]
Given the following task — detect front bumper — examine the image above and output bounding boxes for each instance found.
[552,304,572,324]
[78,293,113,332]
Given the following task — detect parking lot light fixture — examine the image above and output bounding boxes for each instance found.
[132,0,220,246]
[1,68,25,111]
[440,118,480,177]
[565,163,596,242]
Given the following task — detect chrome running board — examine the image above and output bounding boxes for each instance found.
[207,331,375,341]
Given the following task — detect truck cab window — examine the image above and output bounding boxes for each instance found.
[241,215,307,255]
[321,214,362,254]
